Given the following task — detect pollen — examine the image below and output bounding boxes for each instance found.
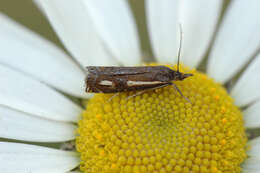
[76,65,247,173]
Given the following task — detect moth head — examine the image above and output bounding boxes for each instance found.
[173,71,193,81]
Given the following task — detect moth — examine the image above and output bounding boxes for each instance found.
[85,26,193,101]
[85,65,192,92]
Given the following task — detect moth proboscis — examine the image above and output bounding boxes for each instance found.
[85,25,193,102]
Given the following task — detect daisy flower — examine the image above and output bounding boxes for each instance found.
[0,0,260,172]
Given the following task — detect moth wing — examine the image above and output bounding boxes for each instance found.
[86,66,167,76]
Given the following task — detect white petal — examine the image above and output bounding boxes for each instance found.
[243,158,260,172]
[83,0,142,66]
[243,101,260,128]
[145,0,179,63]
[179,0,223,68]
[0,105,76,142]
[34,0,119,66]
[0,142,79,173]
[207,0,260,83]
[243,137,260,171]
[0,13,90,99]
[248,137,260,157]
[231,53,260,106]
[0,64,82,122]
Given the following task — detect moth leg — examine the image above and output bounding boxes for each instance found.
[107,93,120,102]
[125,90,146,100]
[126,83,171,100]
[171,83,191,103]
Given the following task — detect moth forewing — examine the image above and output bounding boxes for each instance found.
[126,80,166,87]
[85,66,192,94]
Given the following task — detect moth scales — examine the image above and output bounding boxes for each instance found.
[85,25,193,102]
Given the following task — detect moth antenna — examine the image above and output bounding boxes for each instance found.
[177,23,183,73]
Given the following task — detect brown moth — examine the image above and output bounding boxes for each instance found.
[85,66,192,93]
[85,25,193,100]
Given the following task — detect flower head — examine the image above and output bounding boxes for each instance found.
[77,66,247,172]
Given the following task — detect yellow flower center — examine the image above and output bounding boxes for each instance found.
[76,65,247,173]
